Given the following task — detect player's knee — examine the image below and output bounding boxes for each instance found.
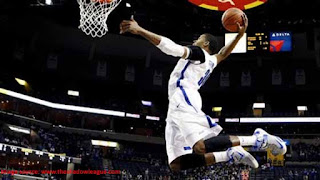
[169,158,181,172]
[193,140,206,154]
[169,163,180,172]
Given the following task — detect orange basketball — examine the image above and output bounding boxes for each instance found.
[221,7,245,32]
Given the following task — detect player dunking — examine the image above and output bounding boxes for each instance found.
[120,15,286,171]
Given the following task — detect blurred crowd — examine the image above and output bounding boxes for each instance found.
[117,162,250,180]
[0,122,97,159]
[1,117,320,180]
[291,143,320,162]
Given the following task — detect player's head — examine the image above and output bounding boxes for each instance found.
[193,33,218,55]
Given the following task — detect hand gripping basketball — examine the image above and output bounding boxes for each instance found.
[222,7,248,33]
[237,13,248,37]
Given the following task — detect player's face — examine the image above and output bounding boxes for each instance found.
[193,35,207,47]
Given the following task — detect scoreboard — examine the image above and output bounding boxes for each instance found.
[225,32,269,54]
[247,32,269,53]
[225,32,292,54]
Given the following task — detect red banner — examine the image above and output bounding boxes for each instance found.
[189,0,268,11]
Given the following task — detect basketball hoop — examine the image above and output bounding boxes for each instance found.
[77,0,122,38]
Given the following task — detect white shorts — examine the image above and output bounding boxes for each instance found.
[165,88,223,164]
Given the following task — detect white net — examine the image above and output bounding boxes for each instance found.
[77,0,122,38]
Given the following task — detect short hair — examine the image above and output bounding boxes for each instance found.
[203,33,218,55]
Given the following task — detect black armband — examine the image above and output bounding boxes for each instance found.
[187,45,205,63]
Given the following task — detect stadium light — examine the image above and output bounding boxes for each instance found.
[146,115,160,121]
[8,125,30,134]
[141,100,152,106]
[297,106,307,111]
[225,118,239,122]
[126,113,140,119]
[252,103,265,109]
[91,140,118,148]
[45,0,52,5]
[15,78,27,86]
[67,90,79,97]
[126,3,131,7]
[0,88,125,117]
[212,107,222,112]
[240,117,320,123]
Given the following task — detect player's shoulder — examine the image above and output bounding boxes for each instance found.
[185,45,205,64]
[188,45,216,58]
[187,45,218,65]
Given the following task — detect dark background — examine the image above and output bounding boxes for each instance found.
[0,0,320,121]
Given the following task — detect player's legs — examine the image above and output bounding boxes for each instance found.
[193,135,257,154]
[193,135,239,154]
[192,129,286,156]
[166,116,258,171]
[169,145,258,172]
[169,153,211,172]
[166,90,282,171]
[165,116,260,171]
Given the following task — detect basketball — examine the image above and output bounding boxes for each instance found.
[222,7,246,32]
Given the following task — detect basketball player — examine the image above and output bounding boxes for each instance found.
[120,15,286,171]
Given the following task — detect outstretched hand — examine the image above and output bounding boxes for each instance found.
[120,16,141,35]
[237,13,248,37]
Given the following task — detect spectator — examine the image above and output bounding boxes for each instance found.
[288,170,294,180]
[121,170,127,180]
[144,168,149,180]
[294,170,299,180]
[310,168,318,180]
[303,168,309,180]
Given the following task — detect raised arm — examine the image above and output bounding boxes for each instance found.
[120,17,189,59]
[215,14,248,64]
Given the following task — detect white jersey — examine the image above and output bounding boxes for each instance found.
[168,48,218,107]
[165,48,222,164]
